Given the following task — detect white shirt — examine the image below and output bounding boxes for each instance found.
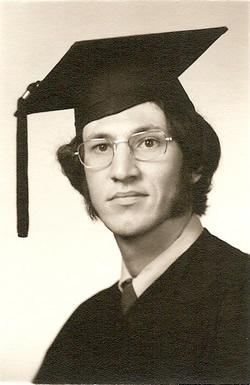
[118,215,203,297]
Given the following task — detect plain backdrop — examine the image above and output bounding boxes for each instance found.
[0,1,249,381]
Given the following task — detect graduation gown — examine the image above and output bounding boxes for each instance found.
[33,229,249,383]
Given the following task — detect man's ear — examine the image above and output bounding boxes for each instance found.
[191,166,203,184]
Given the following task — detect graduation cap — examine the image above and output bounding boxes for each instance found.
[15,26,228,237]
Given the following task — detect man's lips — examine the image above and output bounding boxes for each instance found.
[108,191,148,201]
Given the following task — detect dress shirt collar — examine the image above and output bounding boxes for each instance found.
[119,215,203,297]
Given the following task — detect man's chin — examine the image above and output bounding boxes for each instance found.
[105,221,151,239]
[108,218,170,240]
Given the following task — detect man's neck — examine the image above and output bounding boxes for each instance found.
[114,210,193,277]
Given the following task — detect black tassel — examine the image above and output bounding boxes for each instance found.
[16,97,29,237]
[15,81,40,237]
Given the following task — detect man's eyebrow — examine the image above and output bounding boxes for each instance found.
[133,125,163,134]
[84,125,165,140]
[84,132,111,140]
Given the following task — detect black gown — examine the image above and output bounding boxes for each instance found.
[33,229,249,383]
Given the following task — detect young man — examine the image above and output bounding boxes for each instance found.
[16,28,248,383]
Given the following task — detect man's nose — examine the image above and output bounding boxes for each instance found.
[110,143,140,182]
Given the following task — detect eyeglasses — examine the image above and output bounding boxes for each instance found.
[75,130,173,169]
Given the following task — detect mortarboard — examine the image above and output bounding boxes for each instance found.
[15,26,228,237]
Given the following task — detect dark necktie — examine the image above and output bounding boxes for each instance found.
[121,278,137,314]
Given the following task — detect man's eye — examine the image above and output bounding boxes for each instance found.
[97,143,109,152]
[139,138,159,148]
[90,142,111,153]
[144,138,156,147]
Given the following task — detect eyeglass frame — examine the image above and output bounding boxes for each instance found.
[75,129,174,169]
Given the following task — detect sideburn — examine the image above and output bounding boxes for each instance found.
[169,164,194,218]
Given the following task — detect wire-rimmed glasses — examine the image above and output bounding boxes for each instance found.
[75,130,173,169]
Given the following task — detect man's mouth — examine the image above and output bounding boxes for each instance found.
[109,191,148,201]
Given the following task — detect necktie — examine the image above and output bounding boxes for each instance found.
[121,278,137,314]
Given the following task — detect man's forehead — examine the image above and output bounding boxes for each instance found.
[83,101,168,139]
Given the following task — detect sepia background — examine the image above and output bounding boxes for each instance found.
[1,1,249,381]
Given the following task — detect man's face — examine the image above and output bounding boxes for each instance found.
[83,102,190,237]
